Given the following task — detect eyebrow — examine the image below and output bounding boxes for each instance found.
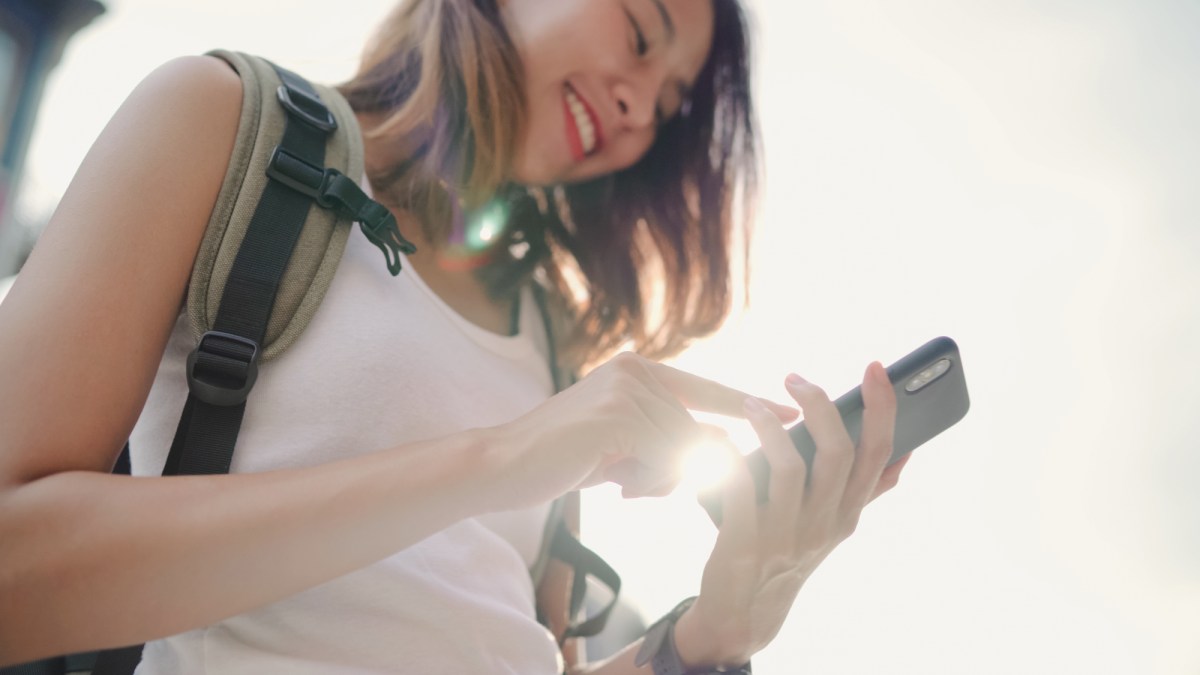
[650,0,677,42]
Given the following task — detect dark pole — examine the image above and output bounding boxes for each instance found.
[0,0,106,278]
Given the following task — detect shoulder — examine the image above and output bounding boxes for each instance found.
[80,53,244,219]
[65,52,247,286]
[0,54,246,483]
[85,53,244,241]
[124,54,245,158]
[138,53,243,113]
[98,54,244,173]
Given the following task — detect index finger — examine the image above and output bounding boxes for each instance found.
[645,361,800,422]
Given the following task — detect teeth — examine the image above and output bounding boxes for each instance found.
[565,88,596,154]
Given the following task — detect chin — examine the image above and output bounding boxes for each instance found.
[509,156,570,187]
[509,127,582,186]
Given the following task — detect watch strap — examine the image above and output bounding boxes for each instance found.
[634,597,752,675]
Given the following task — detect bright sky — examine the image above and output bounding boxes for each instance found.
[15,0,1200,673]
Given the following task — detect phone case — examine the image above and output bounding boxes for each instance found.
[701,336,970,524]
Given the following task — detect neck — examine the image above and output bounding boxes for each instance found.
[356,111,519,336]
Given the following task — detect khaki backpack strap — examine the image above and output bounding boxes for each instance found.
[188,50,362,362]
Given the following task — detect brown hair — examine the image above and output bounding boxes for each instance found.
[340,0,758,372]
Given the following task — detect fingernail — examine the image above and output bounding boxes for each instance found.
[785,373,806,387]
[743,396,767,414]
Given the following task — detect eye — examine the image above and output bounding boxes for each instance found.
[623,8,649,56]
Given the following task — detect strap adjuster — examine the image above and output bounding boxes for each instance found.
[276,84,337,134]
[266,146,338,204]
[186,331,260,406]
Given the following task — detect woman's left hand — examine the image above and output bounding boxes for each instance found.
[673,361,911,668]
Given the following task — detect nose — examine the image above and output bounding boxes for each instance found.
[612,77,658,130]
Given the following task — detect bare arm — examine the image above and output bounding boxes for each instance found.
[0,431,505,663]
[0,56,507,664]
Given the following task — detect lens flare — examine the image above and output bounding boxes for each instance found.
[680,437,736,495]
[439,198,511,270]
[467,200,507,249]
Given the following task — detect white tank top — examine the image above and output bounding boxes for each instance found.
[129,224,562,674]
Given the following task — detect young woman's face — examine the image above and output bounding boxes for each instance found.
[502,0,716,186]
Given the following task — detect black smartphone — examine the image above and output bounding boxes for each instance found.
[700,336,970,524]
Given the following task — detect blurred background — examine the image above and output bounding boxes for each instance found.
[2,0,1196,672]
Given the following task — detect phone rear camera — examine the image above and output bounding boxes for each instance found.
[904,358,952,393]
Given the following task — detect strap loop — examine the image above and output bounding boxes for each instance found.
[186,331,260,406]
[276,83,337,134]
[265,146,332,202]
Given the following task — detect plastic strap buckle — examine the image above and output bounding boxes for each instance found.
[318,171,418,254]
[357,201,415,252]
[186,331,261,406]
[276,84,337,134]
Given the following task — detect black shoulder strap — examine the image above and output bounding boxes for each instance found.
[162,62,345,477]
[530,283,562,391]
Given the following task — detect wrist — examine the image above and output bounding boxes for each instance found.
[673,603,723,669]
[470,423,526,510]
[394,425,508,518]
[636,597,752,674]
[473,419,559,512]
[673,600,749,670]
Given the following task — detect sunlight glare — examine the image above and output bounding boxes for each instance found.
[680,436,737,495]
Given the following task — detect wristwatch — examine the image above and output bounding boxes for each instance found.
[633,597,752,675]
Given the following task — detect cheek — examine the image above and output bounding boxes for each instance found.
[606,130,658,173]
[507,1,613,78]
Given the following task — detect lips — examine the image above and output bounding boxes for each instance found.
[562,83,604,162]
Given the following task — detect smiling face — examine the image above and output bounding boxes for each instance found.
[501,0,716,186]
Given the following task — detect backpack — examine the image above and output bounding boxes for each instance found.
[0,50,621,675]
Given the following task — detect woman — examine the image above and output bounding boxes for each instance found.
[0,0,908,672]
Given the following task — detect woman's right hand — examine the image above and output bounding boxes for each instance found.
[488,352,798,509]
